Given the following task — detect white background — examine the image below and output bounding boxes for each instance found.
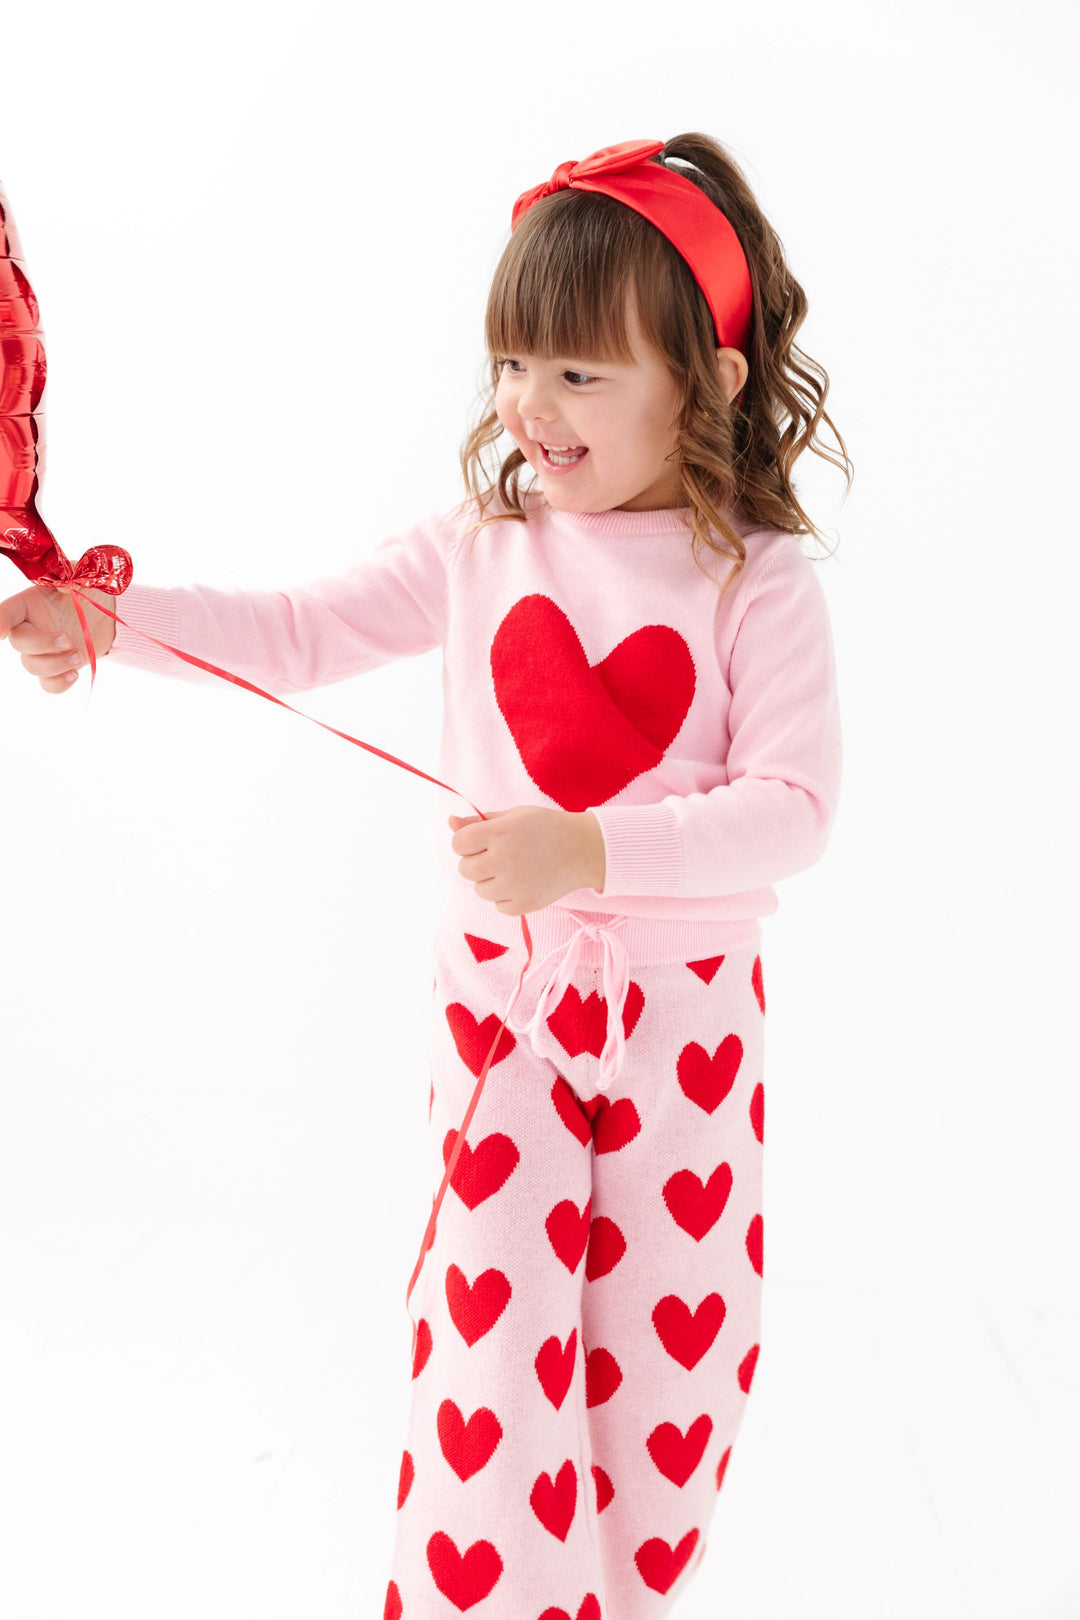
[1,2,1077,1617]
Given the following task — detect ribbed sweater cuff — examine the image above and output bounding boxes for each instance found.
[587,801,685,897]
[105,583,186,675]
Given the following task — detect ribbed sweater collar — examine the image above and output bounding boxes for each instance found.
[546,503,694,538]
[542,499,750,540]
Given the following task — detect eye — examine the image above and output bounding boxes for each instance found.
[497,357,598,387]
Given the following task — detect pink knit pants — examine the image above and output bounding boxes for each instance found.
[384,888,766,1620]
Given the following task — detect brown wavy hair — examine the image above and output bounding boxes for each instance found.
[452,131,853,602]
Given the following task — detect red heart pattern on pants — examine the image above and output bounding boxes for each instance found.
[442,1129,520,1209]
[411,1318,432,1380]
[585,1215,626,1280]
[635,1528,700,1594]
[547,979,644,1062]
[427,1530,503,1609]
[652,1293,726,1369]
[389,934,767,1615]
[446,1002,517,1077]
[585,1344,623,1407]
[591,1095,641,1155]
[662,1162,733,1239]
[397,1449,414,1509]
[538,1597,601,1620]
[677,1034,743,1113]
[535,1328,577,1410]
[445,1265,512,1346]
[490,595,697,810]
[438,1398,503,1481]
[647,1414,713,1485]
[546,1197,592,1273]
[531,1458,578,1541]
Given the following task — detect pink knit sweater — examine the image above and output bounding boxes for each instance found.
[105,496,842,943]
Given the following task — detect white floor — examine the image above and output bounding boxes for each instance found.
[1,1259,1076,1620]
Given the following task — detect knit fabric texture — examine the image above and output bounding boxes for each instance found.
[387,884,767,1617]
[105,494,842,938]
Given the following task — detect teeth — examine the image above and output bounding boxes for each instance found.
[541,442,587,466]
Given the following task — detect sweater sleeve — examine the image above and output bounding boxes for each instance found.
[586,541,843,899]
[102,507,458,694]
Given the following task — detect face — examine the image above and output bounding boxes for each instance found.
[494,295,687,514]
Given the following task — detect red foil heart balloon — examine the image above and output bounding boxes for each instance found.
[0,178,133,683]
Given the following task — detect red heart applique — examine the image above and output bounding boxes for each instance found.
[535,1328,577,1410]
[490,595,696,810]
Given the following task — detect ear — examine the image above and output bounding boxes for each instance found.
[716,345,748,402]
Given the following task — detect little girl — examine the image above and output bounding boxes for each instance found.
[1,132,847,1619]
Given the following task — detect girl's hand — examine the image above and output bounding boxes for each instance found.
[448,806,606,916]
[0,583,116,693]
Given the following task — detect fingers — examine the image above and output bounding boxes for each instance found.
[16,643,85,694]
[0,591,81,693]
[31,649,84,693]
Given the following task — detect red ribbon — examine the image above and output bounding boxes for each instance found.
[64,582,536,1365]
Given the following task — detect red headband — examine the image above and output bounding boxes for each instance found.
[511,138,754,360]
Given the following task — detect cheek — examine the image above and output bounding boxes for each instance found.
[494,379,520,437]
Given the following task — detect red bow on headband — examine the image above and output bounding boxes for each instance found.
[511,138,666,227]
[509,135,754,385]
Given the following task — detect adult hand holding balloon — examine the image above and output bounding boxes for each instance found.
[0,177,132,687]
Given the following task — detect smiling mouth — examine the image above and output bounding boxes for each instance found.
[539,444,589,467]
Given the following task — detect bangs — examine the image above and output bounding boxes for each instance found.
[484,191,654,367]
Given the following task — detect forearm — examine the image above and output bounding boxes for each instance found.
[578,810,607,892]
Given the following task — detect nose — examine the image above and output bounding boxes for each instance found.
[515,377,558,431]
